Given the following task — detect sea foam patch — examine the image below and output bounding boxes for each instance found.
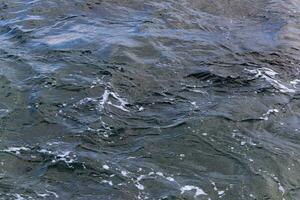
[180,185,207,197]
[245,68,296,93]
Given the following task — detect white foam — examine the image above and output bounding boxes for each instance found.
[260,108,279,120]
[245,68,295,93]
[78,97,97,105]
[37,149,52,154]
[290,79,300,87]
[278,184,285,194]
[135,175,146,190]
[37,193,50,197]
[38,149,76,165]
[155,172,175,182]
[138,106,144,111]
[3,147,30,155]
[100,89,110,106]
[103,164,110,170]
[101,180,113,186]
[137,175,145,182]
[56,151,75,164]
[99,89,129,112]
[0,108,10,115]
[121,170,129,177]
[180,185,207,197]
[13,194,25,200]
[156,172,164,176]
[135,182,145,190]
[46,142,61,146]
[166,177,175,182]
[211,181,225,196]
[190,89,207,94]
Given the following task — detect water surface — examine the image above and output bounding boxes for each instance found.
[1,0,300,199]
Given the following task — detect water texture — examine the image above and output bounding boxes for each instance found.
[0,0,300,199]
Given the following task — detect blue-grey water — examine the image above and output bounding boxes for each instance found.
[1,0,300,199]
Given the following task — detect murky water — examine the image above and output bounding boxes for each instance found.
[0,0,300,199]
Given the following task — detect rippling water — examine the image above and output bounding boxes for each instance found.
[1,0,300,199]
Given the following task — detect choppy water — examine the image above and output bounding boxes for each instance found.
[0,0,300,199]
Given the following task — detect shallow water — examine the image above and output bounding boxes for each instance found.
[0,0,300,199]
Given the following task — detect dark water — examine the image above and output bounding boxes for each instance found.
[0,0,300,199]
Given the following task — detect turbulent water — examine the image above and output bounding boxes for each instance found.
[1,0,300,199]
